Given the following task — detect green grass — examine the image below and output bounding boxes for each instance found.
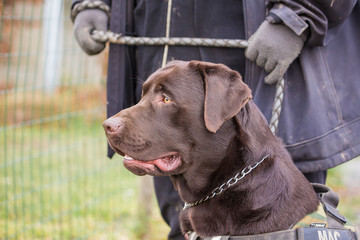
[327,157,360,228]
[0,85,170,239]
[0,119,170,240]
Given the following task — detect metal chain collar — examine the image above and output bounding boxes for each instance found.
[183,155,269,210]
[71,0,111,23]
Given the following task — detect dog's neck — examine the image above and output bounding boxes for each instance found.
[183,153,269,210]
[171,102,278,205]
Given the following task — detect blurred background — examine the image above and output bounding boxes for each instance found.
[0,1,359,239]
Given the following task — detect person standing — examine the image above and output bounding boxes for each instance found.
[72,1,360,239]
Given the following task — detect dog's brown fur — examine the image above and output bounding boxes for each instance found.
[103,61,319,237]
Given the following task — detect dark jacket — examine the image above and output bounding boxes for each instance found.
[72,0,360,173]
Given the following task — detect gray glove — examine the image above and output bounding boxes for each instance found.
[73,9,108,55]
[245,21,305,84]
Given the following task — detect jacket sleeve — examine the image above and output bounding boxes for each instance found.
[266,0,357,46]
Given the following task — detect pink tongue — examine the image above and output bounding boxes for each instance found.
[153,156,180,172]
[123,155,181,174]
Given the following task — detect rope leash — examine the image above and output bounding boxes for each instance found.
[91,29,284,135]
[91,30,250,49]
[269,78,284,134]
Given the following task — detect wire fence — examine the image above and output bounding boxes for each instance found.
[0,1,164,239]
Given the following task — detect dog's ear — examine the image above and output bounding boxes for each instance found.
[189,61,252,133]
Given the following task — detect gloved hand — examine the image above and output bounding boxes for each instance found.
[73,9,108,55]
[245,21,306,84]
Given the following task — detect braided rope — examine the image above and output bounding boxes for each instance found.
[269,78,285,134]
[91,30,283,134]
[91,30,249,48]
[71,0,111,23]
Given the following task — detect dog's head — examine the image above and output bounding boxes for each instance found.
[103,61,252,177]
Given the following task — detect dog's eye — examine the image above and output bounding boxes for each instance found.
[162,96,172,103]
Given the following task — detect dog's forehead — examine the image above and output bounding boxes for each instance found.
[143,62,196,92]
[153,62,189,81]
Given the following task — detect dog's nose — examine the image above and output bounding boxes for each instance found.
[103,117,123,135]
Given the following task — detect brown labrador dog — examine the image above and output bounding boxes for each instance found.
[103,61,319,237]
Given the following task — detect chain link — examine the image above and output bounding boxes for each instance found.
[183,155,269,210]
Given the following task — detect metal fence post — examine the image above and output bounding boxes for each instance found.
[42,0,63,92]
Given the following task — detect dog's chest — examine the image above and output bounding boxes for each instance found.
[180,202,235,237]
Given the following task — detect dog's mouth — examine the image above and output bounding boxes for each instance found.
[107,138,183,176]
[122,153,182,176]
